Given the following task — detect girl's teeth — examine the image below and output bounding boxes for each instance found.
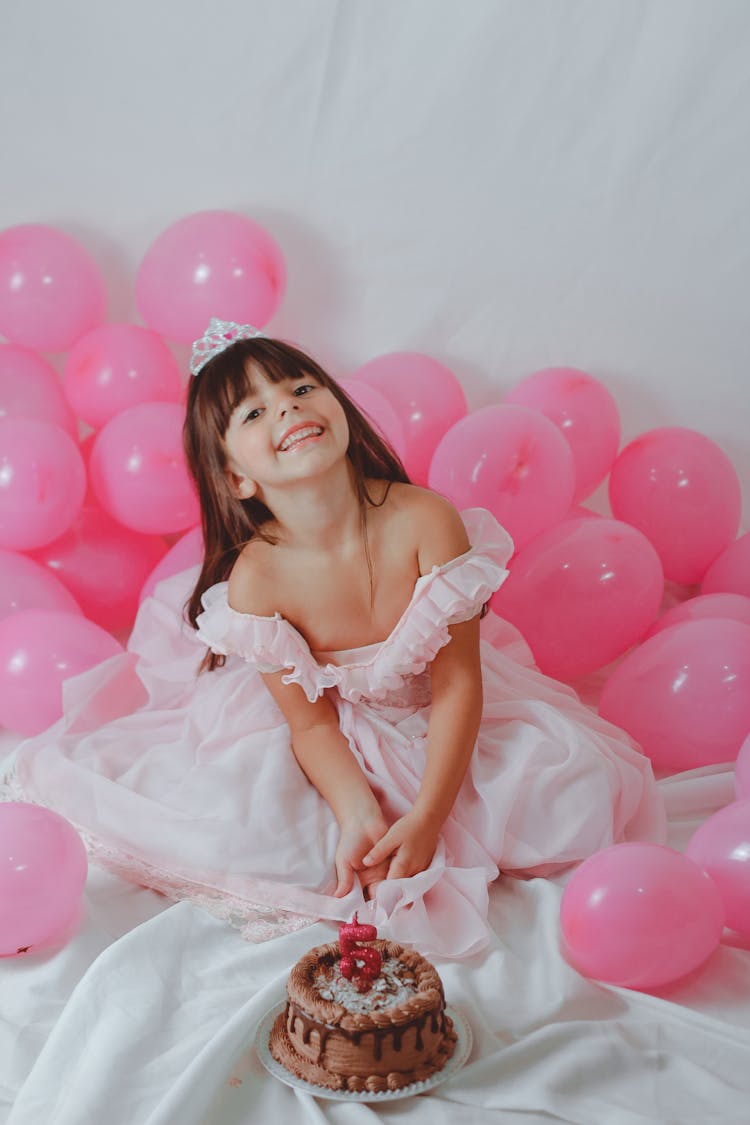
[281,427,321,451]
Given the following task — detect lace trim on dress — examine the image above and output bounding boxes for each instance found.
[0,772,315,943]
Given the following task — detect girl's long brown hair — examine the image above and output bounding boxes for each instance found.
[183,337,410,668]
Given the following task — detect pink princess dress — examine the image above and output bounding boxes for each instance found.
[8,509,665,958]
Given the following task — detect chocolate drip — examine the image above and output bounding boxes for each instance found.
[286,1001,331,1063]
[288,1000,443,1064]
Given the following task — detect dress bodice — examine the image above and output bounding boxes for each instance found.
[195,508,513,705]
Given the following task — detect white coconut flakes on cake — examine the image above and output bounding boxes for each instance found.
[314,957,418,1013]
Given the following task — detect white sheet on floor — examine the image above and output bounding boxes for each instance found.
[2,761,748,1125]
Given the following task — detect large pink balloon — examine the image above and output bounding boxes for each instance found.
[0,548,81,619]
[599,619,750,772]
[140,525,203,602]
[0,344,76,435]
[340,378,407,461]
[0,224,106,351]
[491,517,663,680]
[0,609,122,735]
[702,532,750,598]
[734,735,750,799]
[560,843,724,989]
[646,593,750,638]
[505,367,620,502]
[0,802,88,956]
[90,402,200,535]
[609,427,741,585]
[32,506,167,633]
[429,404,575,551]
[135,210,285,343]
[63,323,184,430]
[687,800,750,936]
[350,353,467,484]
[0,418,86,550]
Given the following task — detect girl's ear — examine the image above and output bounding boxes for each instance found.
[224,467,257,500]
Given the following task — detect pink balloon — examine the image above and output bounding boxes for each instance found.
[647,593,750,638]
[350,353,467,484]
[0,802,88,956]
[90,402,200,535]
[492,517,663,680]
[687,800,750,936]
[0,548,81,619]
[560,843,724,989]
[31,506,167,633]
[609,427,741,585]
[702,532,750,598]
[505,367,620,502]
[63,323,184,430]
[0,609,122,735]
[429,404,575,551]
[599,619,750,772]
[0,418,86,550]
[135,210,286,343]
[140,525,203,602]
[340,379,407,461]
[735,735,750,799]
[0,224,106,351]
[0,344,77,436]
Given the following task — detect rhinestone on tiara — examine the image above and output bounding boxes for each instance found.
[190,317,266,376]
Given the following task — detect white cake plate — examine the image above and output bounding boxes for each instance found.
[255,1001,472,1102]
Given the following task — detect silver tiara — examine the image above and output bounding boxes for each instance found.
[190,317,266,376]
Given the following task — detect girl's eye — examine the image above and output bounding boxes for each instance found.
[244,407,262,422]
[293,384,315,396]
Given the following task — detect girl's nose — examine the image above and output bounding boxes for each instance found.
[278,391,300,416]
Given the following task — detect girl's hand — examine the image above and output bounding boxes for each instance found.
[333,808,391,900]
[360,809,441,881]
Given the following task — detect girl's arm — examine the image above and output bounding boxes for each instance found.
[227,548,388,897]
[361,617,483,879]
[259,670,389,896]
[413,613,483,827]
[362,494,484,879]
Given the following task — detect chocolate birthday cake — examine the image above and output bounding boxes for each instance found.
[268,920,457,1094]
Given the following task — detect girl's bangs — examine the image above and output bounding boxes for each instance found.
[205,341,317,433]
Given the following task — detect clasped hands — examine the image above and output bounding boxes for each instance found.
[333,804,440,900]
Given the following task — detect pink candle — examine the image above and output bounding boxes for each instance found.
[338,913,382,990]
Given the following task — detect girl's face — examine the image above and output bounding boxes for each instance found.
[222,367,350,502]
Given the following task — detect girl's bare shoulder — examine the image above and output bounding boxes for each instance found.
[226,535,280,617]
[379,483,470,573]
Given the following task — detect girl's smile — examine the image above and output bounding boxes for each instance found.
[277,422,324,452]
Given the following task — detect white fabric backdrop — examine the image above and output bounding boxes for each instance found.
[2,3,750,1122]
[3,0,749,520]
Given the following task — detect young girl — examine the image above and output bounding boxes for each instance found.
[8,320,666,958]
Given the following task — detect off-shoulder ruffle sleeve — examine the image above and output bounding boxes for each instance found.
[195,585,337,692]
[331,510,512,702]
[194,508,513,704]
